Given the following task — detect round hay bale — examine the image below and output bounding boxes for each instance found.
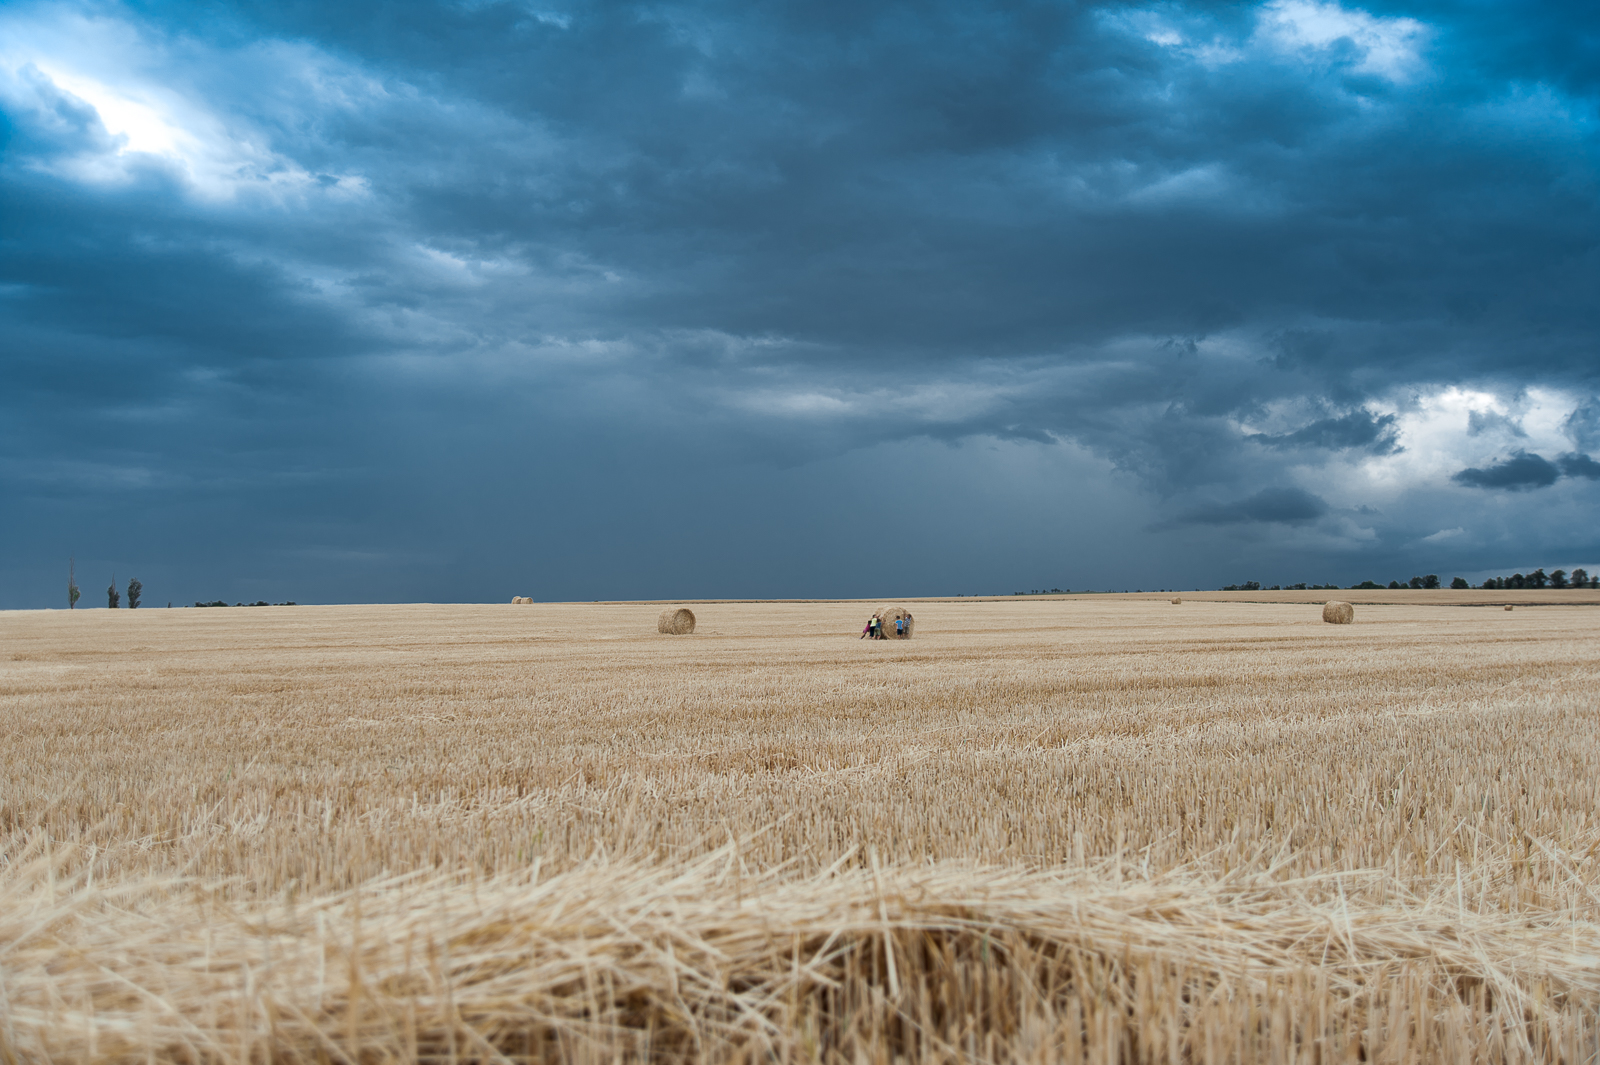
[874,605,915,639]
[1505,604,1513,612]
[657,607,696,635]
[1171,597,1182,605]
[512,596,533,604]
[1322,600,1354,625]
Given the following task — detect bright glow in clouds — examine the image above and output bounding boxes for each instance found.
[1256,0,1428,80]
[33,64,187,157]
[1361,387,1582,490]
[0,12,368,200]
[1106,0,1427,79]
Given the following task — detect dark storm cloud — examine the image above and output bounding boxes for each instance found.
[1249,411,1400,454]
[1451,451,1561,490]
[1159,487,1330,528]
[89,0,1597,374]
[3,0,1600,605]
[1448,449,1600,489]
[1558,452,1600,480]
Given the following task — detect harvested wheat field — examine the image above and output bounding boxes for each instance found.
[3,595,1600,1063]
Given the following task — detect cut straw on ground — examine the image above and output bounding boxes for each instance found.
[5,837,1598,1063]
[3,599,1598,1061]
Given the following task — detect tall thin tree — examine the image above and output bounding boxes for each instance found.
[107,574,120,609]
[68,557,80,609]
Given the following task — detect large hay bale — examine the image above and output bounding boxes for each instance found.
[1322,601,1354,625]
[874,605,915,639]
[657,607,696,635]
[511,597,533,605]
[1171,597,1182,605]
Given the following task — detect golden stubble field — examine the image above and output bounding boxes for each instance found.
[2,595,1599,1063]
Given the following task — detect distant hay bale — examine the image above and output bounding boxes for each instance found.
[657,608,696,635]
[1505,605,1514,612]
[1322,601,1354,625]
[511,597,533,605]
[1171,597,1182,605]
[874,605,915,639]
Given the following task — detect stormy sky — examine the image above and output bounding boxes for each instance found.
[2,0,1597,606]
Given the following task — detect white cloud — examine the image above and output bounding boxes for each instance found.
[1255,0,1428,81]
[1102,1,1425,79]
[0,12,371,202]
[1098,9,1244,67]
[1421,526,1465,543]
[1353,386,1572,488]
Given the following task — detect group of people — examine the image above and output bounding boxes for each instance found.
[860,611,912,639]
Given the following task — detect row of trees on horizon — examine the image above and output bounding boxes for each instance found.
[65,559,304,609]
[67,559,141,609]
[1224,568,1596,592]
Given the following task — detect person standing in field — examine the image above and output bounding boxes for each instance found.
[860,618,872,639]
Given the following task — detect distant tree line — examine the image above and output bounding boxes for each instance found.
[1476,568,1593,589]
[1220,568,1597,591]
[1351,575,1441,590]
[64,562,303,608]
[66,563,147,609]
